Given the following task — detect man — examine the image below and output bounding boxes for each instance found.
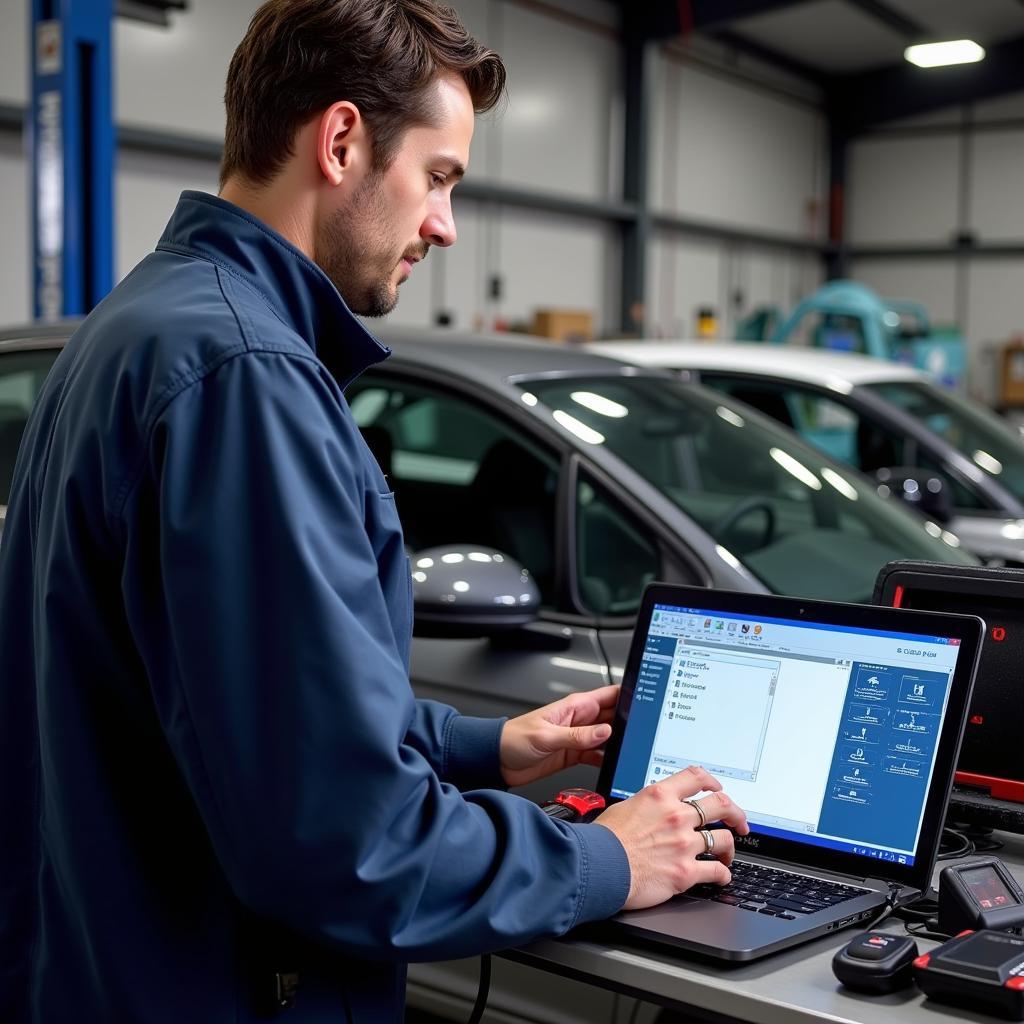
[0,2,747,1022]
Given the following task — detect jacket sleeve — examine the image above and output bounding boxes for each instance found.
[118,349,629,962]
[406,699,509,792]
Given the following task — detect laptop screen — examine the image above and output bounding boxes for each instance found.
[608,601,966,868]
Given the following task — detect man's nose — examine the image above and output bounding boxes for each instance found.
[421,197,457,248]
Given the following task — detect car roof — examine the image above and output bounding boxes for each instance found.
[0,319,81,352]
[589,339,927,387]
[377,325,648,384]
[0,320,643,385]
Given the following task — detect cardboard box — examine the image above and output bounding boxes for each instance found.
[531,309,594,343]
[1000,336,1024,408]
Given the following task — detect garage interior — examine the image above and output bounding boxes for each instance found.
[4,2,1024,1024]
[1,0,1022,402]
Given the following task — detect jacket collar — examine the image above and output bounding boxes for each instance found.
[157,191,390,385]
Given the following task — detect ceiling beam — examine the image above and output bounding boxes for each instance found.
[116,0,186,26]
[830,34,1024,133]
[841,0,926,39]
[623,0,818,43]
[712,28,830,87]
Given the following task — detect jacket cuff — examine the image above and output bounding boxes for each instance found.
[443,715,508,791]
[567,823,631,926]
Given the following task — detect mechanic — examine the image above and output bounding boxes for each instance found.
[0,2,748,1022]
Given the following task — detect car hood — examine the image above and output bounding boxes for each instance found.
[949,515,1024,564]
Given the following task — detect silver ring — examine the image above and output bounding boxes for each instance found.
[683,797,707,829]
[700,829,715,855]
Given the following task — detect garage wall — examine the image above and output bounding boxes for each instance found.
[0,0,826,340]
[847,90,1024,400]
[647,44,826,338]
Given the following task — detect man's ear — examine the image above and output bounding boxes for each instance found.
[316,101,364,186]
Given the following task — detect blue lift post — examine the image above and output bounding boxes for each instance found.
[30,0,115,321]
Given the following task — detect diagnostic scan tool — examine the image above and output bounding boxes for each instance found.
[938,858,1024,936]
[915,931,1024,1020]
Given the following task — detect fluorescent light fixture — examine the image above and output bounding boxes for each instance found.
[905,40,984,68]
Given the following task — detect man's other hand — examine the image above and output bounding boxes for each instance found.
[500,684,618,788]
[594,766,750,911]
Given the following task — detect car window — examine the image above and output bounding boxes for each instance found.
[576,471,661,616]
[866,381,1024,508]
[701,376,910,472]
[348,376,561,607]
[0,348,61,504]
[524,376,974,603]
[703,375,990,514]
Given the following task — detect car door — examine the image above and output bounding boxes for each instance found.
[346,369,619,725]
[345,368,712,734]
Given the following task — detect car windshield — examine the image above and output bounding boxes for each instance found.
[523,375,975,601]
[865,380,1024,502]
[0,347,61,506]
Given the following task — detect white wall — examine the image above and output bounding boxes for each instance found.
[847,135,960,246]
[648,232,822,339]
[0,0,827,339]
[645,44,826,339]
[650,51,826,240]
[847,91,1024,394]
[0,131,29,323]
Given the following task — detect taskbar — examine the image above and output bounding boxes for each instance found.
[750,821,915,867]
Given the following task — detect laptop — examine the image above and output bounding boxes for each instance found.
[595,583,984,962]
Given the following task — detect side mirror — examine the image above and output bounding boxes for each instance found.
[411,545,540,638]
[875,467,954,525]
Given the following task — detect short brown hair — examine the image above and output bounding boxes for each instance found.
[220,0,505,187]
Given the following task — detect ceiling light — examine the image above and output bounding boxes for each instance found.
[904,40,985,68]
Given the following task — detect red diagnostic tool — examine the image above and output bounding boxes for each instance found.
[540,788,606,823]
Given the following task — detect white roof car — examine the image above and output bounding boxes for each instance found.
[590,340,1024,566]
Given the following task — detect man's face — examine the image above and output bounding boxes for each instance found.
[315,75,474,316]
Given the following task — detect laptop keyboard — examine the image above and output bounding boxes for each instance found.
[685,861,870,920]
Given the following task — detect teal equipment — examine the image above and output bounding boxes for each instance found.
[767,280,966,389]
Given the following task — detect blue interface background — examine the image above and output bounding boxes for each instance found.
[611,629,954,863]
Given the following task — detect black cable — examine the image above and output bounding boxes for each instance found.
[937,826,973,860]
[907,921,953,942]
[897,899,939,921]
[466,954,491,1024]
[951,822,1004,855]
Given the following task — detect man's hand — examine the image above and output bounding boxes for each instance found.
[594,765,750,911]
[500,684,618,788]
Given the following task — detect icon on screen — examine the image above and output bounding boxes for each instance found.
[753,625,762,635]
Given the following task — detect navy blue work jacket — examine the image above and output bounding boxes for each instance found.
[0,191,629,1023]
